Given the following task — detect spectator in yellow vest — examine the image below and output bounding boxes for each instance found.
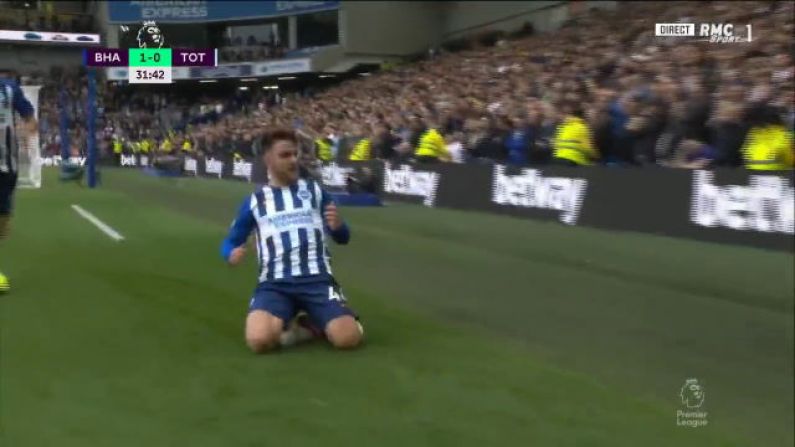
[348,123,373,161]
[349,138,371,161]
[159,138,173,154]
[344,124,368,161]
[413,116,450,163]
[181,137,194,153]
[315,137,333,162]
[112,138,123,155]
[552,101,598,166]
[742,104,794,171]
[112,136,123,164]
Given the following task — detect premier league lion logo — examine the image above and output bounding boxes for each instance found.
[136,21,164,48]
[680,378,705,409]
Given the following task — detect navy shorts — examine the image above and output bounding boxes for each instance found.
[0,173,18,216]
[249,277,357,331]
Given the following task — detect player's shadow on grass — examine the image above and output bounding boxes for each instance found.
[262,339,369,356]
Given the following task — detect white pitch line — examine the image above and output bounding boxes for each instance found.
[71,204,125,242]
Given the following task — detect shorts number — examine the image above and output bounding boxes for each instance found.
[328,285,345,302]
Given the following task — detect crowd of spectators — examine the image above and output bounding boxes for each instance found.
[18,1,795,171]
[217,35,288,63]
[242,0,793,169]
[0,5,95,33]
[28,66,290,161]
[31,66,102,158]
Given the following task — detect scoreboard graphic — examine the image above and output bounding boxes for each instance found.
[84,21,215,83]
[85,47,216,83]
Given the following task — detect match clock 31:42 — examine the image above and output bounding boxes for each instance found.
[128,67,173,84]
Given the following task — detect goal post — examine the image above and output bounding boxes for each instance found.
[17,84,42,189]
[17,70,98,189]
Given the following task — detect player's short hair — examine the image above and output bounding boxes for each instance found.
[0,68,17,79]
[261,128,298,152]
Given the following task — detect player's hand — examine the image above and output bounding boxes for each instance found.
[228,246,246,266]
[21,117,38,139]
[324,203,343,231]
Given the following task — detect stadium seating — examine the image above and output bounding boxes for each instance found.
[24,1,795,169]
[0,6,95,33]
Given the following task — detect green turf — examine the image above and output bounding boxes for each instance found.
[0,168,792,446]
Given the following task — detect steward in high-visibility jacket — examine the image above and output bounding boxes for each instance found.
[315,138,333,162]
[181,139,193,153]
[140,139,152,154]
[160,138,173,154]
[413,128,449,162]
[349,138,371,161]
[112,138,123,155]
[553,115,598,165]
[742,124,794,170]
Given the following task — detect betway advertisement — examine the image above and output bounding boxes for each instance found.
[690,170,793,235]
[109,155,793,251]
[491,165,587,225]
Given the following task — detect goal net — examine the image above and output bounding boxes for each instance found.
[17,85,42,189]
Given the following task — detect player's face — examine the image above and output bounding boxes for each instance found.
[265,140,299,184]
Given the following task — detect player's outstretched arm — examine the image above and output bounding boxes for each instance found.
[221,196,256,265]
[321,190,350,245]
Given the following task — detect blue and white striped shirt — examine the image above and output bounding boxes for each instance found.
[0,78,34,174]
[221,178,350,283]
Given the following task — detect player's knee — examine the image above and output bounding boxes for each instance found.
[246,333,280,354]
[334,326,364,349]
[245,311,284,354]
[326,317,363,350]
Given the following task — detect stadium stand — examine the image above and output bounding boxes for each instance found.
[0,3,95,33]
[217,40,289,63]
[4,4,793,446]
[23,0,795,170]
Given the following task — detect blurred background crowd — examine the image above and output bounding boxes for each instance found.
[217,35,289,63]
[0,0,95,33]
[18,1,795,170]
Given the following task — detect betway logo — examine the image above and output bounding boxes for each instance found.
[690,170,794,234]
[233,160,252,182]
[184,157,197,175]
[205,157,223,178]
[140,156,149,167]
[120,155,137,167]
[383,163,440,207]
[42,156,87,167]
[491,165,587,225]
[321,162,354,188]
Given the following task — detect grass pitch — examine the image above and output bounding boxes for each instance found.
[1,168,792,446]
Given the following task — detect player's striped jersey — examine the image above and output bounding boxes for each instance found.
[0,78,34,175]
[221,178,350,284]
